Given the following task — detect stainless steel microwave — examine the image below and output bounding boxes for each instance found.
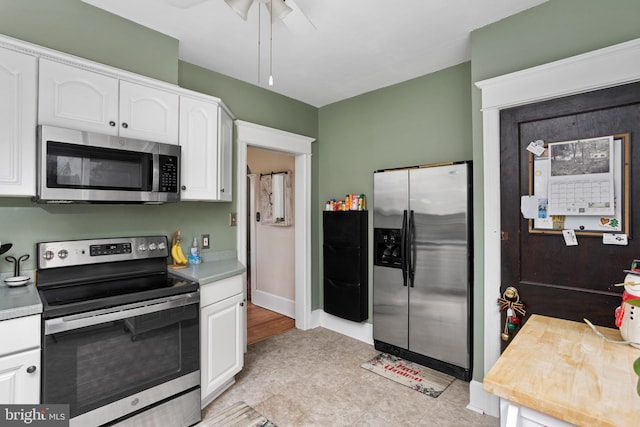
[36,125,180,204]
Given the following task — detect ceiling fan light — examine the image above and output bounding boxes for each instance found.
[269,0,292,21]
[224,0,254,20]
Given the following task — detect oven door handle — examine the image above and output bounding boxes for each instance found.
[44,292,199,335]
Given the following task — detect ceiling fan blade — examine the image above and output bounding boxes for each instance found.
[225,0,255,20]
[281,0,316,34]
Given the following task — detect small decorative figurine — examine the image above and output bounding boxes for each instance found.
[497,286,526,341]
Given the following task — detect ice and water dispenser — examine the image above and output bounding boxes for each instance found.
[373,228,402,268]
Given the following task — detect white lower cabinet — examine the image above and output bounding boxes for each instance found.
[500,398,575,427]
[0,348,40,404]
[200,275,245,407]
[0,315,41,404]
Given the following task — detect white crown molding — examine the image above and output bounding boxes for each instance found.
[0,33,233,117]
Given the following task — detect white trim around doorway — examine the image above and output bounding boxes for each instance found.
[472,37,640,416]
[235,120,315,330]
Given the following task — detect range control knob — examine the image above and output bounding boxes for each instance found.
[157,241,166,251]
[138,244,147,252]
[148,243,157,251]
[43,250,54,261]
[58,249,68,259]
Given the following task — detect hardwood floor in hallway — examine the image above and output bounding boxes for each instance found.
[246,301,295,345]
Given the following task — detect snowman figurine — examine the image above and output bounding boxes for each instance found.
[616,267,640,349]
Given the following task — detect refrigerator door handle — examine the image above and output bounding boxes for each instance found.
[401,210,408,286]
[408,210,416,287]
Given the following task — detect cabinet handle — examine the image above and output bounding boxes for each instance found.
[221,188,225,193]
[26,366,37,374]
[240,302,244,307]
[181,185,186,191]
[122,122,129,129]
[109,121,116,127]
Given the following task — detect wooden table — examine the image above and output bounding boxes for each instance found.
[484,314,640,427]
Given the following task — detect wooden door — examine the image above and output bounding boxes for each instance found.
[500,82,640,347]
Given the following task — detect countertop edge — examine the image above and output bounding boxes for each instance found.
[168,259,246,284]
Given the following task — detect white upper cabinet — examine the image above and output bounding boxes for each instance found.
[38,58,119,135]
[38,59,179,144]
[218,107,233,202]
[0,47,37,196]
[179,96,233,201]
[119,80,179,143]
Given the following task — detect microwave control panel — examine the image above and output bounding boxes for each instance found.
[159,155,179,193]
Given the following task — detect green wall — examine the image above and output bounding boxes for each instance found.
[469,0,640,381]
[0,0,179,83]
[0,0,318,275]
[318,62,472,314]
[4,0,640,389]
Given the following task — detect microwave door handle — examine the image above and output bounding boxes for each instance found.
[151,152,159,192]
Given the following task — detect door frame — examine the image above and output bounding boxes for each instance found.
[473,37,640,415]
[235,120,315,330]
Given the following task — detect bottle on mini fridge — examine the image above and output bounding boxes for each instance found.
[188,237,201,264]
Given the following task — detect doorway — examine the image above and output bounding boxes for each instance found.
[235,120,315,331]
[246,147,296,317]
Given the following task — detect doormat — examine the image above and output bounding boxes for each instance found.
[361,353,454,398]
[204,401,277,427]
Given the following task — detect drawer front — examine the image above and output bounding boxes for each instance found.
[0,315,41,356]
[201,274,244,307]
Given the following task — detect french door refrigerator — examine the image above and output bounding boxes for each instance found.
[373,161,472,381]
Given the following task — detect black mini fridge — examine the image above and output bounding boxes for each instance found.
[323,210,368,322]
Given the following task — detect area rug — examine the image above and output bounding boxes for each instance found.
[361,353,455,398]
[204,401,277,427]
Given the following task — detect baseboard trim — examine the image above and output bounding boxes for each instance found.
[251,290,295,318]
[468,379,500,418]
[311,309,373,344]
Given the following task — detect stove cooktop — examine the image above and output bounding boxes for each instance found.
[39,273,198,318]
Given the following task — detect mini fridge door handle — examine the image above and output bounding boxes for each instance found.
[401,210,408,286]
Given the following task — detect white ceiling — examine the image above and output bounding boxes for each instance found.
[82,0,547,107]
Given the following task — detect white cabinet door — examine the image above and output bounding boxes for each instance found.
[0,47,37,196]
[217,107,233,201]
[38,58,119,135]
[0,348,40,404]
[179,96,219,200]
[39,60,178,143]
[200,292,244,403]
[119,81,179,144]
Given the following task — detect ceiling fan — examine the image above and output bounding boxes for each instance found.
[167,0,314,31]
[225,0,291,21]
[166,0,314,86]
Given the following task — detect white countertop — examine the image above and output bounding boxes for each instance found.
[168,253,245,284]
[0,270,43,321]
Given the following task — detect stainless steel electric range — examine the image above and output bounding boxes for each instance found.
[36,236,201,427]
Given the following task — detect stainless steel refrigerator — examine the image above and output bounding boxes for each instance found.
[373,161,472,380]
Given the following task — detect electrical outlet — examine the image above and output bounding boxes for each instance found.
[229,212,237,227]
[201,234,210,249]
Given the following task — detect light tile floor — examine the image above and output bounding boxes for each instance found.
[201,327,499,426]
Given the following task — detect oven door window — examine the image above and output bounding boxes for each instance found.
[42,303,199,418]
[46,141,153,191]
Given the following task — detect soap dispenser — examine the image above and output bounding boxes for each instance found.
[188,237,201,264]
